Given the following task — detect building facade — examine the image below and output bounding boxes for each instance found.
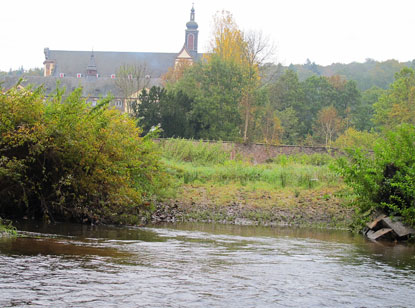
[1,6,200,113]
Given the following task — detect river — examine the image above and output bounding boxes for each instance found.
[1,222,414,307]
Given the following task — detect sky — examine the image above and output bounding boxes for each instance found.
[1,0,415,71]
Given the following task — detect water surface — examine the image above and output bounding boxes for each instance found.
[1,222,414,307]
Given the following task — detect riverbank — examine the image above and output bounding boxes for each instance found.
[153,185,353,228]
[153,139,354,229]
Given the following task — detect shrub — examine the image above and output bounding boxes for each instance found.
[335,124,415,226]
[0,84,169,224]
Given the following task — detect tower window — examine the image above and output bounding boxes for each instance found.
[187,33,194,51]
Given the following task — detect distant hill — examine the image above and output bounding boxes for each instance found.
[263,59,415,91]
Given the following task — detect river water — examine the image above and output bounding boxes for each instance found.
[1,222,414,307]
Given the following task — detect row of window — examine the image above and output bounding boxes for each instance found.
[90,100,123,107]
[58,73,151,79]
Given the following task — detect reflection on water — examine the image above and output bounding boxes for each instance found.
[1,221,414,307]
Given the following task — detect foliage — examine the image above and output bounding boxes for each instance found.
[373,68,415,130]
[0,84,168,224]
[333,127,378,150]
[314,106,343,146]
[0,218,17,236]
[266,58,410,91]
[115,63,150,113]
[207,11,247,65]
[166,156,338,189]
[0,67,43,78]
[354,86,385,131]
[272,153,335,166]
[335,124,415,226]
[171,55,246,140]
[159,139,232,165]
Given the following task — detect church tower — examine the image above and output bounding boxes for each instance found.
[185,5,198,58]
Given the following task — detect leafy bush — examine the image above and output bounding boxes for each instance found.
[0,84,169,224]
[335,124,415,226]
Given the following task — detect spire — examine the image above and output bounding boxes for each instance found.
[185,4,199,58]
[190,3,195,21]
[86,50,98,77]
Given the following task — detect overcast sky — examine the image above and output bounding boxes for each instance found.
[1,0,414,71]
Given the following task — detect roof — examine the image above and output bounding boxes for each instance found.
[0,76,161,98]
[46,50,180,78]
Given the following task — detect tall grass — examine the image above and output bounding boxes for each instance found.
[159,139,340,189]
[159,138,232,165]
[168,160,339,189]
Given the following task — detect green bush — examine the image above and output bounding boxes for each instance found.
[0,84,169,224]
[335,124,415,226]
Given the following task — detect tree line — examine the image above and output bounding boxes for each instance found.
[127,12,415,148]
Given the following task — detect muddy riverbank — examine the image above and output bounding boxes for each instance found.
[152,185,354,229]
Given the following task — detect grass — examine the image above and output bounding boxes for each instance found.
[156,138,354,228]
[0,218,17,237]
[166,159,339,189]
[158,138,340,190]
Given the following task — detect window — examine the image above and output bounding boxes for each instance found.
[187,33,194,50]
[111,74,116,79]
[77,73,82,78]
[59,73,65,78]
[115,100,122,107]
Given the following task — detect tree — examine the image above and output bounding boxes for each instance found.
[276,107,301,144]
[171,55,246,140]
[161,60,193,86]
[332,127,378,150]
[268,69,304,112]
[353,86,385,131]
[256,102,283,145]
[207,11,247,65]
[315,106,343,146]
[115,63,151,113]
[133,86,166,135]
[207,11,275,143]
[373,68,415,130]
